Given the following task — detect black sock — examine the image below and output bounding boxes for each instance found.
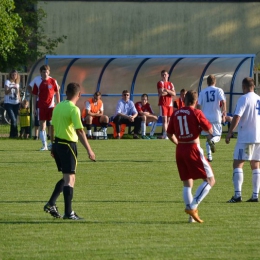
[48,179,64,206]
[63,186,73,216]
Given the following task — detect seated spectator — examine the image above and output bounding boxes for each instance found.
[173,88,187,110]
[113,90,142,139]
[82,91,109,138]
[135,93,158,139]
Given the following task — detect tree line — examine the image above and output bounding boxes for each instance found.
[0,0,66,72]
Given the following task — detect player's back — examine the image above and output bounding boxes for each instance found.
[236,92,260,143]
[198,86,225,123]
[171,107,211,142]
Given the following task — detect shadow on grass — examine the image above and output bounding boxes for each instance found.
[0,200,182,204]
[0,220,188,225]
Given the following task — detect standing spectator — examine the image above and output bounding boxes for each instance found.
[44,82,96,220]
[29,65,60,151]
[113,90,142,139]
[135,93,158,139]
[167,90,215,223]
[157,70,176,139]
[173,88,187,110]
[197,74,226,162]
[4,70,21,138]
[19,99,30,139]
[82,91,109,139]
[226,77,260,203]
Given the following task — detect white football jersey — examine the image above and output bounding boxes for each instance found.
[234,92,260,143]
[198,86,226,123]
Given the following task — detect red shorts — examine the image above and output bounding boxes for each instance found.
[160,106,173,117]
[176,143,213,181]
[38,107,54,121]
[92,117,101,126]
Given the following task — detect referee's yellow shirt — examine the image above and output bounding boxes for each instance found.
[52,100,83,142]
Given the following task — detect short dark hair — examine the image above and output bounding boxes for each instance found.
[94,91,101,96]
[141,93,148,99]
[180,88,186,94]
[40,65,50,72]
[207,75,216,86]
[184,90,198,106]
[66,82,80,97]
[122,90,129,94]
[242,77,255,89]
[161,70,168,75]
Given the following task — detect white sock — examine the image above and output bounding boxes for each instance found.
[150,122,157,136]
[233,168,243,198]
[87,130,92,136]
[252,169,260,199]
[40,130,47,148]
[206,141,211,155]
[190,181,212,209]
[141,121,146,136]
[183,187,193,209]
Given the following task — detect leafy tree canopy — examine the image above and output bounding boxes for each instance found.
[0,0,66,72]
[0,0,22,62]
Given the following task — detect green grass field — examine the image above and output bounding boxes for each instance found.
[1,137,260,259]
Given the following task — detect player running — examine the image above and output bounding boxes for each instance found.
[197,74,226,162]
[167,90,215,223]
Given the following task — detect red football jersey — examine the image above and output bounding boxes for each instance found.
[32,77,58,108]
[167,107,212,142]
[135,102,154,114]
[157,81,174,106]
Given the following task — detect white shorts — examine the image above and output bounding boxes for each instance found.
[201,123,222,137]
[234,143,260,161]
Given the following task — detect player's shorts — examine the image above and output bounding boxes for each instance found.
[34,115,51,127]
[234,143,260,161]
[201,122,222,137]
[160,106,173,117]
[53,138,78,174]
[176,143,214,181]
[92,117,101,126]
[38,107,54,121]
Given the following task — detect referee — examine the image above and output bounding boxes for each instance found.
[43,82,96,220]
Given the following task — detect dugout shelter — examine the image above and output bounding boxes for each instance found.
[27,54,255,118]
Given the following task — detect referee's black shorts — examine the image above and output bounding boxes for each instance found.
[53,137,78,174]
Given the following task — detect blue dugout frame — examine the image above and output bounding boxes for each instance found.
[42,54,255,113]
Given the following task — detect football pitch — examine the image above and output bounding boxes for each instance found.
[1,137,260,259]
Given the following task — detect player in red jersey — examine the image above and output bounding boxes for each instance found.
[167,90,215,223]
[135,94,158,139]
[157,70,176,139]
[31,65,60,151]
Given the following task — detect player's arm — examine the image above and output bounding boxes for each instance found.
[55,87,60,104]
[158,87,166,96]
[86,109,98,117]
[220,99,227,117]
[33,94,38,116]
[167,133,178,145]
[165,87,176,97]
[225,115,240,144]
[76,128,96,161]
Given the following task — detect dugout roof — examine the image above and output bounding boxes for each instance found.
[28,54,255,116]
